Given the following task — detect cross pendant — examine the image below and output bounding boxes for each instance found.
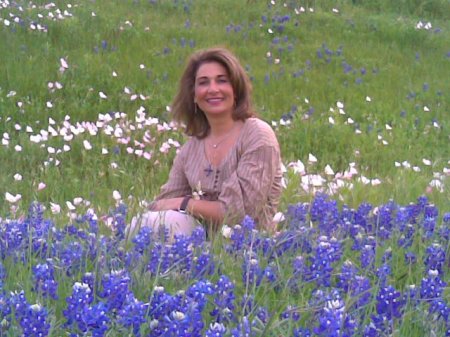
[204,164,213,177]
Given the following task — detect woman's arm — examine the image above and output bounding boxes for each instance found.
[151,197,225,226]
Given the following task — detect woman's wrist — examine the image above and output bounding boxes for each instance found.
[178,196,191,213]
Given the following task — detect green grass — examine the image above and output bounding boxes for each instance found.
[0,0,448,217]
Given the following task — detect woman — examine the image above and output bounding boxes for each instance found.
[130,47,282,239]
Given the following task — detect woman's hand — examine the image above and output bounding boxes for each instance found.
[149,198,183,211]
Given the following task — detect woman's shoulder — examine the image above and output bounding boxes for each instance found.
[242,117,278,146]
[176,136,202,156]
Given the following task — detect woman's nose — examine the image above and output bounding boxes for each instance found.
[207,81,219,93]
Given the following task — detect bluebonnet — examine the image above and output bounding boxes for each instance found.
[190,226,207,246]
[242,252,263,287]
[79,301,110,337]
[1,219,28,259]
[272,227,312,257]
[288,255,307,292]
[395,206,412,231]
[10,291,50,337]
[375,285,405,322]
[420,269,448,319]
[439,213,450,241]
[263,264,277,283]
[280,304,300,321]
[285,202,309,229]
[307,236,341,287]
[147,285,209,336]
[360,243,376,269]
[424,243,446,273]
[132,225,152,253]
[32,260,58,299]
[0,290,11,332]
[0,260,5,283]
[231,316,254,337]
[64,282,94,328]
[228,216,256,252]
[374,201,397,239]
[148,242,171,275]
[337,260,358,291]
[293,326,312,337]
[117,294,148,336]
[355,202,373,232]
[210,275,236,324]
[312,289,356,337]
[76,209,99,235]
[349,275,372,309]
[205,322,227,337]
[170,234,193,272]
[109,203,128,240]
[255,305,270,325]
[191,250,215,278]
[397,223,415,248]
[310,193,340,235]
[27,202,53,257]
[338,261,372,309]
[376,263,392,286]
[185,279,214,312]
[58,241,84,275]
[99,269,131,311]
[422,215,437,239]
[82,272,95,291]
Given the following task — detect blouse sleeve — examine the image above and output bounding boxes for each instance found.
[154,145,192,200]
[218,144,280,226]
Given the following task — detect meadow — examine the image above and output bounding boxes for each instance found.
[0,0,449,336]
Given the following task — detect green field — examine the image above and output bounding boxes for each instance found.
[0,1,449,336]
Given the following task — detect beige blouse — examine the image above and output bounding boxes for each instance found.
[155,117,283,229]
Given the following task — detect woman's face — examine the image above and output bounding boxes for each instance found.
[194,61,235,119]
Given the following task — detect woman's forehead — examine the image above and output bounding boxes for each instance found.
[196,61,228,78]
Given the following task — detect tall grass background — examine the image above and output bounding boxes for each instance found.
[0,0,449,336]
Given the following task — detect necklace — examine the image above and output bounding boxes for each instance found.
[204,122,239,177]
[208,123,238,149]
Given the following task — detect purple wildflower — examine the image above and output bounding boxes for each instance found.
[231,316,254,337]
[293,327,312,336]
[206,322,227,337]
[307,236,341,287]
[132,226,152,253]
[313,289,356,337]
[82,301,110,337]
[360,243,376,269]
[117,294,148,336]
[0,290,11,331]
[170,235,193,272]
[280,304,300,321]
[210,275,236,324]
[10,291,50,337]
[191,250,215,278]
[375,284,405,321]
[285,202,309,229]
[99,269,131,311]
[186,279,214,313]
[424,243,446,273]
[242,254,263,287]
[310,193,339,235]
[64,282,94,328]
[337,260,358,291]
[32,260,58,299]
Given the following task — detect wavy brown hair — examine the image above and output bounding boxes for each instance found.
[171,47,256,138]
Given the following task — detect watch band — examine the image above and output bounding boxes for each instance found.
[179,196,191,213]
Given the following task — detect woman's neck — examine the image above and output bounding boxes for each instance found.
[208,117,238,138]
